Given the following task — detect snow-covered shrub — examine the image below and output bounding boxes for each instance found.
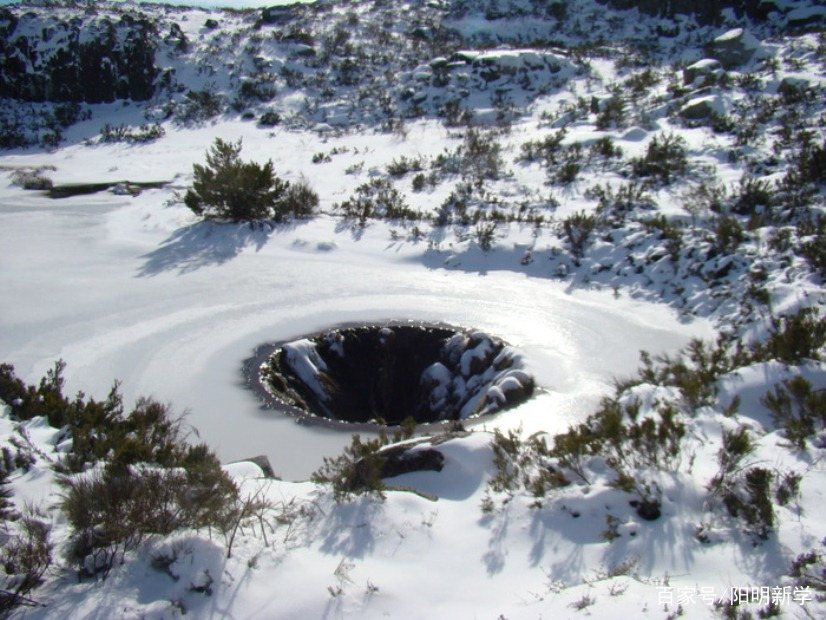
[799,215,826,279]
[753,309,825,364]
[0,469,12,524]
[337,178,419,223]
[562,211,596,261]
[0,510,53,615]
[258,111,281,127]
[518,128,567,164]
[177,89,224,124]
[9,169,53,191]
[458,129,506,181]
[588,182,653,226]
[595,95,626,131]
[732,175,772,215]
[99,123,165,144]
[762,376,826,449]
[712,215,746,253]
[280,178,320,219]
[386,155,424,178]
[185,138,298,223]
[631,133,688,185]
[789,543,826,599]
[311,434,386,502]
[59,454,238,574]
[640,214,682,261]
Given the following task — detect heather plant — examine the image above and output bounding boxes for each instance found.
[337,178,420,224]
[0,510,53,615]
[562,211,597,261]
[311,434,387,502]
[0,363,243,575]
[59,453,238,574]
[762,376,826,449]
[459,129,505,181]
[631,133,688,184]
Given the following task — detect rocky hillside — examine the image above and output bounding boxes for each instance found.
[1,0,824,145]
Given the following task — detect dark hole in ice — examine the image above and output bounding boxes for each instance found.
[253,324,534,427]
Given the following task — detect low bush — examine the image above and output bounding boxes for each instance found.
[337,178,419,223]
[0,362,243,574]
[459,129,506,181]
[732,176,772,215]
[0,511,53,615]
[99,123,165,144]
[753,309,825,364]
[311,434,386,501]
[60,451,238,573]
[631,133,688,185]
[762,376,826,449]
[595,95,626,131]
[562,211,597,261]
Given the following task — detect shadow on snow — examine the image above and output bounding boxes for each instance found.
[137,220,284,276]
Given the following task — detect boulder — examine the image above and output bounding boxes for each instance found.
[704,28,760,69]
[788,6,826,30]
[377,444,445,479]
[683,58,722,87]
[679,96,722,120]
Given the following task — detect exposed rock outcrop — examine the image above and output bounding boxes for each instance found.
[597,0,779,25]
[0,8,159,104]
[704,28,761,69]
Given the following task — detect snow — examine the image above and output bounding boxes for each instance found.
[0,121,713,479]
[0,0,825,617]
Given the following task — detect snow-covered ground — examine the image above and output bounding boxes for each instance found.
[1,0,825,617]
[0,119,713,481]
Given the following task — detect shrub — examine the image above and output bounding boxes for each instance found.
[713,215,745,254]
[640,214,682,261]
[488,428,522,494]
[280,178,320,218]
[460,129,505,181]
[184,138,300,223]
[762,376,826,448]
[337,178,419,223]
[60,456,238,573]
[10,169,53,191]
[753,309,825,364]
[708,428,777,538]
[590,136,622,160]
[0,469,13,525]
[311,434,386,502]
[588,182,653,226]
[518,129,567,164]
[562,211,597,261]
[789,542,826,595]
[631,133,688,184]
[386,155,424,178]
[99,123,165,144]
[178,89,224,123]
[595,95,626,130]
[0,511,53,615]
[733,176,772,215]
[259,111,281,127]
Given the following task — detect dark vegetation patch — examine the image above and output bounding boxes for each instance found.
[46,180,169,199]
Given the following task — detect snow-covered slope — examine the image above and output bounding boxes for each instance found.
[0,0,824,618]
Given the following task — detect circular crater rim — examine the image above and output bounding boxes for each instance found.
[243,320,537,432]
